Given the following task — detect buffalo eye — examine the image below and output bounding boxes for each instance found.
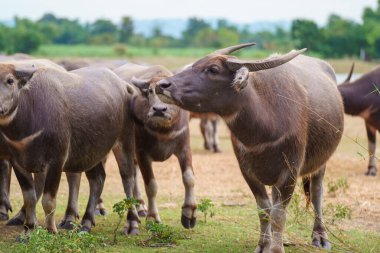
[6,78,14,85]
[148,88,153,94]
[206,66,220,75]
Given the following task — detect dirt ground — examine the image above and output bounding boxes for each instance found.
[6,115,380,235]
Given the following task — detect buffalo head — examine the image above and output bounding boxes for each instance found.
[156,43,306,115]
[131,75,180,128]
[0,63,35,121]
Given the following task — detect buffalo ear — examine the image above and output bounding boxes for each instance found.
[131,76,151,94]
[14,64,37,87]
[232,67,249,91]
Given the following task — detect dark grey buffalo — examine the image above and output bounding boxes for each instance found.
[114,63,197,230]
[156,43,344,252]
[0,62,137,234]
[339,64,380,176]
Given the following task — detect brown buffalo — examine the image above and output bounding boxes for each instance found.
[0,62,137,235]
[115,63,197,230]
[156,43,344,252]
[339,63,380,176]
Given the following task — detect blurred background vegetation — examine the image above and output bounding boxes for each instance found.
[1,1,380,59]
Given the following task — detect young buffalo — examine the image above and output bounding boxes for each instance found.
[156,43,344,252]
[114,64,197,230]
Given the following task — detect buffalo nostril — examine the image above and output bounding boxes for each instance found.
[162,107,167,112]
[0,108,3,114]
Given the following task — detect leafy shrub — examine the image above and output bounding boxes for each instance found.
[198,198,215,223]
[13,224,105,253]
[112,197,140,244]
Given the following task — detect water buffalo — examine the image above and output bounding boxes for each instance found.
[190,112,221,153]
[339,63,380,176]
[114,63,197,230]
[156,43,344,252]
[0,62,137,234]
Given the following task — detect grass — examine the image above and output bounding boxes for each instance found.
[0,192,379,253]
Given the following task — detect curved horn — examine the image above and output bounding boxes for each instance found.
[213,42,256,55]
[225,48,307,72]
[131,76,150,90]
[343,62,355,83]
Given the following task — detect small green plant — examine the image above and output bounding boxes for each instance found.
[198,198,215,223]
[145,221,176,246]
[13,224,105,253]
[112,197,140,244]
[325,203,352,224]
[327,177,349,196]
[113,44,127,56]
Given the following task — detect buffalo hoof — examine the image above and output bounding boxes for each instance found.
[122,220,139,236]
[58,219,75,230]
[95,208,108,216]
[138,210,147,217]
[0,212,9,221]
[365,168,377,176]
[80,226,91,233]
[181,214,196,229]
[16,234,28,244]
[312,233,332,250]
[6,216,24,226]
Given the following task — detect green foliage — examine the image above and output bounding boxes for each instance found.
[198,198,215,223]
[325,203,352,223]
[112,197,140,244]
[3,2,380,58]
[13,225,105,253]
[143,221,177,245]
[327,177,349,196]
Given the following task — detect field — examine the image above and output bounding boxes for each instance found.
[0,115,379,253]
[34,44,379,72]
[0,48,379,252]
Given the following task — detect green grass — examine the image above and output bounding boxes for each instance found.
[34,44,272,59]
[34,44,380,72]
[1,193,379,253]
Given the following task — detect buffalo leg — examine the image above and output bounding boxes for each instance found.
[269,172,297,253]
[41,163,62,233]
[240,168,272,253]
[113,139,138,235]
[81,163,106,232]
[0,160,12,221]
[12,166,37,231]
[136,153,161,222]
[7,170,46,226]
[134,166,147,217]
[95,197,107,216]
[365,122,377,176]
[176,145,197,229]
[59,172,81,229]
[310,165,331,249]
[200,118,212,151]
[211,117,221,153]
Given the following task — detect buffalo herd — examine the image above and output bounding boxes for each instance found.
[0,43,377,252]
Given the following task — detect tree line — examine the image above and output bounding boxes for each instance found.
[1,0,380,59]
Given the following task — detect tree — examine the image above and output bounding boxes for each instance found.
[182,17,211,46]
[119,16,134,43]
[321,14,363,57]
[291,19,322,52]
[361,1,380,58]
[89,19,118,44]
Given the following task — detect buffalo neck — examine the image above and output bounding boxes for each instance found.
[223,84,291,148]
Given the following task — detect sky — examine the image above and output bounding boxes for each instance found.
[2,0,377,24]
